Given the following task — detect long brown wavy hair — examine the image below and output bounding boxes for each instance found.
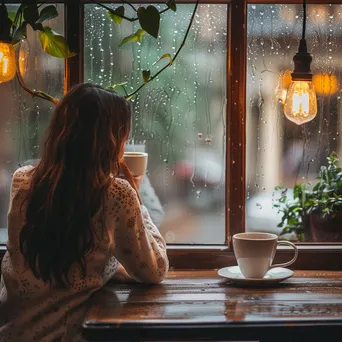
[19,83,132,286]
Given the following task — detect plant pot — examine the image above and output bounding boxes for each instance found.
[306,212,342,242]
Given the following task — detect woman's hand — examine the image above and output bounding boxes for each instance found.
[111,264,136,283]
[133,175,143,188]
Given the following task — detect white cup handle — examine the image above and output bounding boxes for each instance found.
[270,241,298,269]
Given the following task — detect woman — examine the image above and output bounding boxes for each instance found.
[0,83,169,341]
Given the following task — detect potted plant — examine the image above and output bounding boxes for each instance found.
[274,152,342,242]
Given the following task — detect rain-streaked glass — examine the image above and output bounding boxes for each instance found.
[84,4,227,244]
[246,4,342,242]
[0,5,64,244]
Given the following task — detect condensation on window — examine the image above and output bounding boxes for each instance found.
[84,4,227,244]
[246,4,342,241]
[0,5,64,243]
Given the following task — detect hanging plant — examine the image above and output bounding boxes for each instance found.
[2,0,198,104]
[97,0,197,99]
[8,1,75,58]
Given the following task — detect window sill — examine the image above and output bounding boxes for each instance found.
[167,244,342,270]
[1,244,342,270]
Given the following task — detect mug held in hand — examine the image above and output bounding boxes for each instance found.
[123,152,148,176]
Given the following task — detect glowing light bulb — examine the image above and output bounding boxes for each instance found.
[284,80,317,125]
[0,41,16,83]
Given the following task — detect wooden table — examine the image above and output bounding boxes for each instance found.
[83,270,342,342]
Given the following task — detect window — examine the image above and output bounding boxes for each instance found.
[0,4,64,244]
[84,4,227,244]
[1,0,342,270]
[246,3,342,243]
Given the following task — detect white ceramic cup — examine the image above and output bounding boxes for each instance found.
[233,232,298,279]
[123,152,148,176]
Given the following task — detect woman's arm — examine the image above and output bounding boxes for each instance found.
[110,263,136,283]
[108,178,169,284]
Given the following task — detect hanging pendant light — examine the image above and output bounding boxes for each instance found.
[0,1,16,83]
[284,0,317,125]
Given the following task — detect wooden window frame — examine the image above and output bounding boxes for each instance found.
[1,0,342,270]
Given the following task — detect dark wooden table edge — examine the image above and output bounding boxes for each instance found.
[82,320,342,341]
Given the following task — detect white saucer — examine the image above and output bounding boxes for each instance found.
[218,266,294,286]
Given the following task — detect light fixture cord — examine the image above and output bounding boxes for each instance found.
[0,0,5,39]
[302,0,307,40]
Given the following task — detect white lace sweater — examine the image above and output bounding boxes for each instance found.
[0,166,169,341]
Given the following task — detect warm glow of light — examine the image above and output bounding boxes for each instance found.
[284,81,318,125]
[19,45,27,77]
[281,70,292,89]
[308,6,328,24]
[276,70,292,104]
[280,89,288,104]
[280,6,296,22]
[313,73,338,96]
[0,41,16,83]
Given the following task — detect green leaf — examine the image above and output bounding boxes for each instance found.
[8,11,26,28]
[275,185,284,191]
[287,217,298,226]
[119,29,145,47]
[137,6,160,39]
[280,226,298,236]
[24,3,40,25]
[125,95,134,101]
[293,184,302,199]
[279,196,287,203]
[108,6,125,25]
[8,12,16,23]
[8,3,26,27]
[13,22,28,43]
[153,53,173,66]
[329,151,338,162]
[166,0,177,12]
[142,70,151,83]
[37,5,58,24]
[39,26,76,58]
[337,181,342,190]
[312,182,320,192]
[108,82,128,90]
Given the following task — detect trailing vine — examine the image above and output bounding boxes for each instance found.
[1,0,199,104]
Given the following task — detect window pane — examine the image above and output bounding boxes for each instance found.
[246,4,342,242]
[0,5,64,244]
[84,4,227,244]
